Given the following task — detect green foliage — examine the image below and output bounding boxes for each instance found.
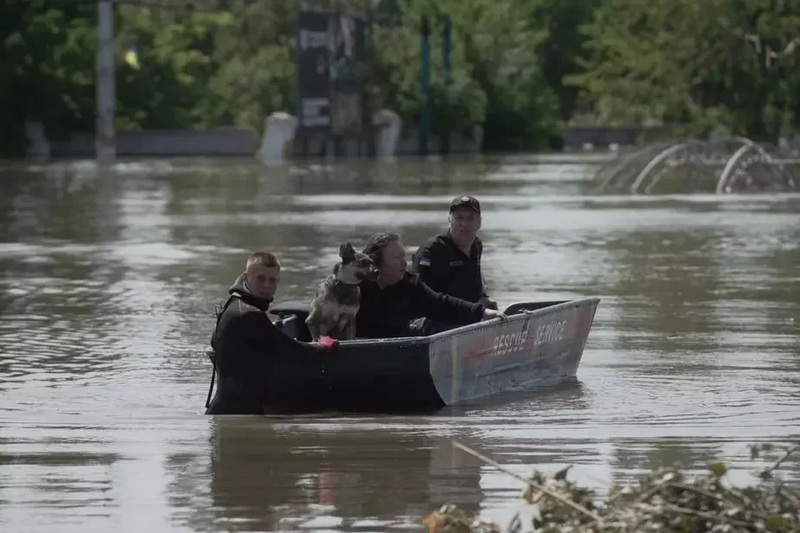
[0,0,97,153]
[370,2,489,136]
[529,0,602,121]
[444,0,562,150]
[3,0,800,156]
[197,0,297,132]
[114,6,231,130]
[568,0,800,140]
[1,0,569,154]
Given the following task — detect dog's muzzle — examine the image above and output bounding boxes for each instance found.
[360,267,379,281]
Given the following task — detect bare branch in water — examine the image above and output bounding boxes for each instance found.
[450,441,602,524]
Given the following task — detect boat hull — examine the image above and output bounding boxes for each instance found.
[427,298,599,406]
[252,297,600,414]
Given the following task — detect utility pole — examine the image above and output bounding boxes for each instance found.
[418,16,430,157]
[441,14,451,156]
[96,0,116,163]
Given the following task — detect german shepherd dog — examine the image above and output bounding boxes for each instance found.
[306,242,377,341]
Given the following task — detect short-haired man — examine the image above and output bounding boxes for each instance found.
[413,196,497,305]
[205,252,337,415]
[410,195,497,333]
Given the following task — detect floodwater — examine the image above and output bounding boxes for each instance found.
[1,154,798,532]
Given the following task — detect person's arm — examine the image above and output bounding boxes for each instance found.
[476,240,488,298]
[408,276,485,325]
[242,312,334,362]
[479,273,490,299]
[475,240,498,310]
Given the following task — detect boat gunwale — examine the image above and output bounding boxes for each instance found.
[322,297,602,348]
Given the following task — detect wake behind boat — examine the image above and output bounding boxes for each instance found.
[221,297,600,414]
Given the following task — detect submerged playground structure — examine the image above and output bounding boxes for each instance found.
[593,136,799,194]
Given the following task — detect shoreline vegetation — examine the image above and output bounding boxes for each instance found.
[2,1,799,156]
[423,442,799,533]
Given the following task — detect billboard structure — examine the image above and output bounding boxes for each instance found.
[296,10,369,143]
[296,11,331,134]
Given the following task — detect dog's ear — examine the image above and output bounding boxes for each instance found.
[339,242,355,260]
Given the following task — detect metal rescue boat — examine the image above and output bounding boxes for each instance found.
[247,298,601,414]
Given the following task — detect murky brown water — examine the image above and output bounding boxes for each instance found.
[1,154,799,532]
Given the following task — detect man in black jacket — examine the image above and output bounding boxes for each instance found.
[410,196,498,334]
[205,252,337,415]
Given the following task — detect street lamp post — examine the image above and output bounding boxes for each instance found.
[96,0,116,163]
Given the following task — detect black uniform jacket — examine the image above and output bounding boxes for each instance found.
[412,232,488,303]
[354,272,485,339]
[206,275,327,415]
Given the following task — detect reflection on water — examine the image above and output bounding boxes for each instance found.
[0,156,799,532]
[198,419,486,531]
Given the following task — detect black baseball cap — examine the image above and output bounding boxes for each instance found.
[449,195,481,214]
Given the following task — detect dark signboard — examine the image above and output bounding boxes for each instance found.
[296,11,332,134]
[296,11,368,138]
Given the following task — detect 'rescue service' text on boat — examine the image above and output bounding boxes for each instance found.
[490,318,568,358]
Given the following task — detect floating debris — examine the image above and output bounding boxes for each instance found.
[423,442,799,533]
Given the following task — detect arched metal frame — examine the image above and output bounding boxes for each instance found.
[594,136,797,195]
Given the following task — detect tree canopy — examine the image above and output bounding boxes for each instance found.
[1,0,798,156]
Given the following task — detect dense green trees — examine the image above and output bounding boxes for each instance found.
[1,0,798,156]
[568,0,800,141]
[1,0,99,152]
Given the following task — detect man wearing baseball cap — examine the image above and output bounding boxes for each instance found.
[410,195,497,334]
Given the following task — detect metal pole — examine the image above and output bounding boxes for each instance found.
[441,14,451,156]
[419,15,430,157]
[96,0,116,163]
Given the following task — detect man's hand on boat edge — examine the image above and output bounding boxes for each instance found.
[482,308,507,321]
[478,296,498,310]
